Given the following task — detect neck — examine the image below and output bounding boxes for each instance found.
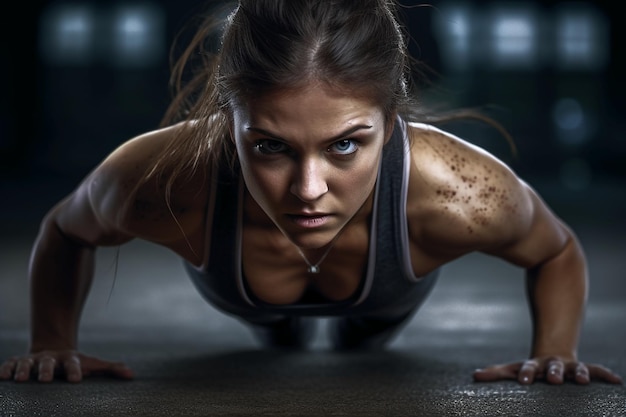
[298,241,335,260]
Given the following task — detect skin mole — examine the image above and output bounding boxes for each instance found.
[438,188,458,200]
[439,146,516,232]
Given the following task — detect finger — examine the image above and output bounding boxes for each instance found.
[81,356,134,380]
[518,360,539,385]
[37,356,57,383]
[573,363,590,385]
[85,361,135,380]
[473,364,520,382]
[0,358,18,380]
[14,358,34,382]
[546,360,565,385]
[108,362,135,380]
[62,356,82,383]
[588,364,624,385]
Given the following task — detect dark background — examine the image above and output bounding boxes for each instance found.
[0,0,624,232]
[1,3,625,415]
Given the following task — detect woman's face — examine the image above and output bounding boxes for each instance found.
[231,83,392,249]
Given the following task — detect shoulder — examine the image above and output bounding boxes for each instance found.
[96,122,186,182]
[102,123,210,232]
[79,121,210,243]
[91,122,186,215]
[405,122,534,253]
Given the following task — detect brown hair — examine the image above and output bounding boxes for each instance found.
[147,0,513,194]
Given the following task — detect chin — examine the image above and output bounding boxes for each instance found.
[288,227,346,250]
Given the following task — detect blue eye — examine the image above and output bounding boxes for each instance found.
[329,139,358,155]
[255,139,288,154]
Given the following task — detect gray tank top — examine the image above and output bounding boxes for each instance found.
[185,117,438,318]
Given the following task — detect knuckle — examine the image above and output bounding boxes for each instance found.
[20,357,35,366]
[522,359,538,369]
[65,356,81,366]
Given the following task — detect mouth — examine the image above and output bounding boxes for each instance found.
[286,213,331,229]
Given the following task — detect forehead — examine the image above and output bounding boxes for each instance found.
[232,83,383,130]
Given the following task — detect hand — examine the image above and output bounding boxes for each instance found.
[0,350,134,383]
[473,356,623,385]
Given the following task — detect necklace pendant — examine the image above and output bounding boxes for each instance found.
[308,265,320,274]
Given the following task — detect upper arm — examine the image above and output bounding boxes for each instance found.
[484,181,572,269]
[45,123,193,248]
[408,123,571,268]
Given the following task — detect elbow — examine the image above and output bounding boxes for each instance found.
[527,229,588,287]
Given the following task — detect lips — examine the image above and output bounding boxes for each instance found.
[287,213,331,228]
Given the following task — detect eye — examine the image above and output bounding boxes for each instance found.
[254,139,288,155]
[328,139,358,155]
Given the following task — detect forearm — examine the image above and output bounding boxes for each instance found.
[525,233,588,359]
[29,219,96,352]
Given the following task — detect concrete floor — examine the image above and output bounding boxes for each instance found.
[0,178,625,416]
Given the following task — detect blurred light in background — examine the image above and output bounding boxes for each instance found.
[552,97,595,190]
[433,1,609,73]
[433,4,472,73]
[552,97,589,147]
[24,0,621,188]
[554,3,610,71]
[40,4,96,66]
[110,4,165,68]
[39,2,165,68]
[489,5,540,70]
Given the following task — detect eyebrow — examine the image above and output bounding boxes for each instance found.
[246,124,373,142]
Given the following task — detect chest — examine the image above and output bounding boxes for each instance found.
[241,224,370,305]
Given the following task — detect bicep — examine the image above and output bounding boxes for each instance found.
[41,123,203,249]
[48,124,184,247]
[49,168,135,247]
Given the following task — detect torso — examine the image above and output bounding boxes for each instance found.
[241,184,373,305]
[126,120,523,307]
[238,121,490,305]
[238,124,453,305]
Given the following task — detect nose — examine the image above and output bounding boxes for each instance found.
[290,157,329,202]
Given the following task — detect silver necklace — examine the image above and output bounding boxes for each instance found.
[294,241,337,274]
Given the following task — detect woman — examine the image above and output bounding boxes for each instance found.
[0,0,622,385]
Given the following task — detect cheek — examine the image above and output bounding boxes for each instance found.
[332,157,380,200]
[240,160,289,205]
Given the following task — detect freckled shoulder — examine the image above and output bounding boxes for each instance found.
[405,123,533,254]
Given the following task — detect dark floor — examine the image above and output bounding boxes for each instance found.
[0,177,625,417]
